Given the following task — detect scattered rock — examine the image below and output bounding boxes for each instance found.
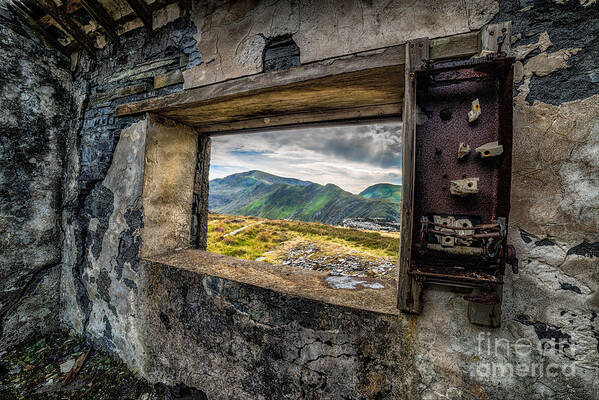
[325,276,385,290]
[0,331,155,399]
[274,241,396,279]
[60,359,76,373]
[342,218,401,232]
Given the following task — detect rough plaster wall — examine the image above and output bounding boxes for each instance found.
[141,115,198,258]
[0,10,72,348]
[183,0,498,88]
[81,118,148,362]
[54,0,599,399]
[59,11,202,336]
[137,260,417,400]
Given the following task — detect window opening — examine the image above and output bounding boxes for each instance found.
[207,122,402,281]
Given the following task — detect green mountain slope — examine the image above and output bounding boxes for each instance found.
[209,170,311,210]
[359,183,402,203]
[209,171,400,225]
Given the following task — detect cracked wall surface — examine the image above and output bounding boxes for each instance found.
[183,0,499,88]
[59,1,598,399]
[0,9,73,349]
[136,259,416,400]
[1,0,596,399]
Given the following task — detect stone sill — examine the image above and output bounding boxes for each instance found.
[143,249,400,316]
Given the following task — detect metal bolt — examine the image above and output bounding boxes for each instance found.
[489,30,495,36]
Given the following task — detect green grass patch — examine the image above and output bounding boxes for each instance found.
[207,213,399,260]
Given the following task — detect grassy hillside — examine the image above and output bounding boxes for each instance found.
[207,214,399,278]
[359,183,402,203]
[209,171,400,225]
[209,170,311,209]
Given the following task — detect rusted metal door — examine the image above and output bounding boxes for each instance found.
[398,24,518,327]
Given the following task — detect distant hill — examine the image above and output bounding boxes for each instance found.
[209,170,400,226]
[359,183,402,203]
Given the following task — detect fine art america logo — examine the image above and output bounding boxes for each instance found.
[433,332,578,399]
[474,332,577,379]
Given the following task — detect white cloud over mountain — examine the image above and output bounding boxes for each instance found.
[209,122,402,194]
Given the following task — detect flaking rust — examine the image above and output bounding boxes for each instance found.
[400,53,518,326]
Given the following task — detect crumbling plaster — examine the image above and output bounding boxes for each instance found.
[0,12,73,349]
[183,0,499,88]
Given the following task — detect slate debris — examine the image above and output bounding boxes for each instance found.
[278,242,396,279]
[0,330,208,400]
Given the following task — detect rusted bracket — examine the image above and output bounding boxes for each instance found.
[478,21,512,57]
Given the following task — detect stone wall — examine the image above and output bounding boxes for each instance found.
[59,5,202,337]
[59,0,494,346]
[10,0,595,398]
[137,258,415,400]
[0,7,73,348]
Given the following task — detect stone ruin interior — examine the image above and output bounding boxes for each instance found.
[0,1,598,399]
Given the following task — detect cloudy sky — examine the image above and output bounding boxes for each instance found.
[209,122,402,194]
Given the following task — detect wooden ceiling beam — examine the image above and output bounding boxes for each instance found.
[35,0,96,55]
[80,0,119,43]
[6,0,68,56]
[123,0,153,29]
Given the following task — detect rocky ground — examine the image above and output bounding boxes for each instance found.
[208,214,399,280]
[268,240,397,279]
[0,331,205,400]
[341,217,401,232]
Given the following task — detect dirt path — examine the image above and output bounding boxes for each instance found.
[222,220,264,238]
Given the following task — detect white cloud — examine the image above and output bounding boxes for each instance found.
[209,122,402,193]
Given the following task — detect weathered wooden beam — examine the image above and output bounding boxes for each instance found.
[35,0,96,55]
[157,65,403,125]
[194,104,402,134]
[6,0,68,55]
[116,30,481,123]
[190,135,211,249]
[116,45,405,117]
[124,0,153,29]
[397,38,429,314]
[429,31,479,60]
[80,0,119,43]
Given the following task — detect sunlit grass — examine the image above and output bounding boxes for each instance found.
[207,213,399,261]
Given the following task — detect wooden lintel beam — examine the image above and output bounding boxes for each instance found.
[192,103,403,134]
[124,0,153,29]
[35,0,96,55]
[81,0,119,43]
[6,1,68,56]
[115,31,481,119]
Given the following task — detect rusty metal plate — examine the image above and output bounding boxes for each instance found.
[411,56,514,279]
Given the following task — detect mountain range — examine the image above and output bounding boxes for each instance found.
[209,170,401,226]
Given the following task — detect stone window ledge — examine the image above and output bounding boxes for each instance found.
[143,249,399,316]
